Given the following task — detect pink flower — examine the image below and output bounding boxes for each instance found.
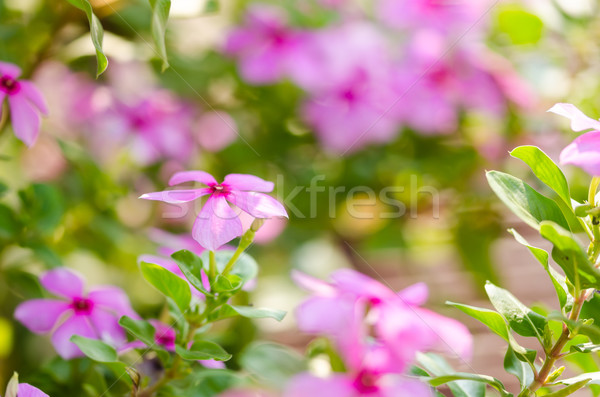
[0,62,48,147]
[549,103,600,176]
[224,6,309,84]
[196,111,238,152]
[148,228,206,257]
[2,383,49,397]
[140,171,288,251]
[14,268,138,359]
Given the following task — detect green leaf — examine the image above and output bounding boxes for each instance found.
[485,281,547,340]
[0,204,18,239]
[496,6,544,45]
[65,0,108,76]
[175,341,231,361]
[239,342,306,389]
[540,221,600,289]
[149,0,171,70]
[171,250,212,296]
[486,171,568,230]
[427,373,511,397]
[211,304,286,322]
[140,261,191,312]
[504,346,534,389]
[557,372,600,385]
[511,146,570,206]
[119,316,156,347]
[545,379,591,396]
[70,335,118,362]
[570,343,600,354]
[508,229,572,310]
[212,274,243,293]
[18,184,64,235]
[200,251,258,284]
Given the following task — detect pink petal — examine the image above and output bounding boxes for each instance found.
[0,62,22,79]
[284,373,354,397]
[14,299,70,333]
[118,340,146,354]
[138,254,182,276]
[228,191,287,219]
[149,320,177,351]
[17,383,50,397]
[89,309,127,347]
[223,174,274,192]
[19,81,49,115]
[192,195,243,251]
[560,131,600,176]
[415,307,473,360]
[51,315,96,359]
[295,296,355,336]
[199,359,226,369]
[330,269,397,303]
[40,268,84,299]
[382,378,432,397]
[169,171,218,186]
[88,286,138,319]
[8,93,41,147]
[548,103,600,132]
[291,270,336,295]
[397,282,429,306]
[139,189,209,204]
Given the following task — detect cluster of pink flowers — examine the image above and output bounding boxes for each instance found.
[31,62,238,165]
[224,1,532,153]
[282,269,472,396]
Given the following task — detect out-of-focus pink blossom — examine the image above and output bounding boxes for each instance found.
[288,269,470,396]
[196,111,238,152]
[0,61,48,147]
[376,0,489,35]
[549,103,600,176]
[239,212,287,244]
[224,6,309,84]
[148,228,206,257]
[14,268,138,359]
[140,171,288,251]
[90,90,196,166]
[394,33,507,135]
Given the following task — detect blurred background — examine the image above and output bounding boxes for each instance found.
[1,0,600,394]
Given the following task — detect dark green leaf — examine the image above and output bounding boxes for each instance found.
[65,0,108,76]
[0,204,18,239]
[504,346,534,389]
[175,341,231,361]
[140,261,192,311]
[119,316,156,347]
[70,335,118,362]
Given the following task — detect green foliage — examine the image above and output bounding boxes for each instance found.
[496,6,544,45]
[70,335,118,363]
[119,316,156,347]
[239,342,306,389]
[149,0,171,70]
[175,341,231,361]
[210,304,286,322]
[140,261,192,311]
[172,250,213,296]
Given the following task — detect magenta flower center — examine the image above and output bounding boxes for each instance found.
[71,297,94,314]
[0,76,19,94]
[155,332,175,346]
[353,371,380,393]
[210,184,230,196]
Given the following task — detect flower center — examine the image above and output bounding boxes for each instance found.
[71,297,94,314]
[0,76,19,94]
[353,371,380,393]
[155,333,175,346]
[210,184,229,195]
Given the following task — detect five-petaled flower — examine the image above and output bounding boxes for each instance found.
[14,268,138,359]
[0,61,48,147]
[140,171,288,251]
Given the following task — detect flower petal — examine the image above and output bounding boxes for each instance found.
[199,359,226,369]
[88,286,138,319]
[89,309,127,347]
[51,315,96,359]
[18,383,50,397]
[560,131,600,176]
[138,254,182,276]
[192,195,243,251]
[228,191,288,218]
[284,373,354,397]
[414,307,473,360]
[14,299,70,333]
[548,103,600,132]
[0,62,22,78]
[223,174,274,192]
[291,270,336,295]
[8,93,41,147]
[169,171,218,186]
[40,268,84,299]
[139,189,209,204]
[382,378,432,397]
[19,81,49,115]
[397,282,429,306]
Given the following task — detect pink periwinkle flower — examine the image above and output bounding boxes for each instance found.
[549,103,600,176]
[0,62,48,147]
[14,268,138,359]
[140,171,288,251]
[224,6,309,84]
[287,269,471,396]
[376,0,489,35]
[196,111,238,152]
[2,383,49,397]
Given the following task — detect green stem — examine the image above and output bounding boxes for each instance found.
[222,229,256,276]
[588,177,600,264]
[209,251,217,280]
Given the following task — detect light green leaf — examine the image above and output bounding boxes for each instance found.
[540,221,600,289]
[240,342,306,389]
[504,346,534,390]
[65,0,108,76]
[149,0,171,70]
[211,304,286,322]
[175,341,231,361]
[171,250,212,296]
[140,261,192,311]
[119,316,156,347]
[545,379,591,396]
[496,6,544,45]
[70,335,118,362]
[571,343,600,354]
[508,229,572,310]
[485,282,547,340]
[486,171,568,230]
[200,251,258,284]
